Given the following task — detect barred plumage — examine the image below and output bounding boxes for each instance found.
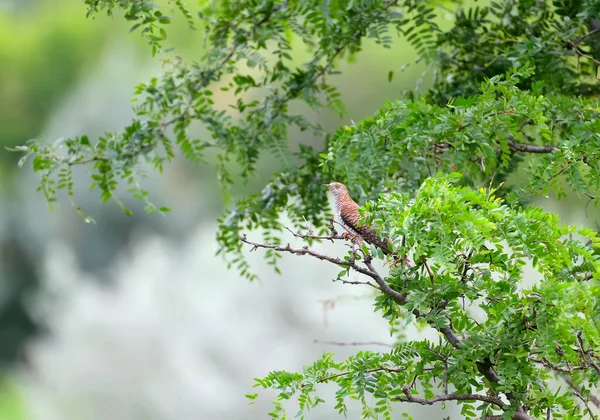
[324,182,392,255]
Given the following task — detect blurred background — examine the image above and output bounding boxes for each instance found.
[0,1,597,419]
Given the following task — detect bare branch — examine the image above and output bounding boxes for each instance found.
[423,258,435,284]
[285,226,342,242]
[476,358,504,386]
[426,345,450,394]
[478,415,536,420]
[590,359,600,376]
[439,327,462,349]
[332,277,380,289]
[240,233,407,304]
[313,339,395,348]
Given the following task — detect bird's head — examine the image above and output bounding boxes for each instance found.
[324,182,348,199]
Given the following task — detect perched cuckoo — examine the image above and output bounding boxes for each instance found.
[324,182,393,255]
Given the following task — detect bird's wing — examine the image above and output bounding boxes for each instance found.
[355,224,392,255]
[340,202,392,255]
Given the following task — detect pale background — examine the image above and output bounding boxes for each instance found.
[0,1,596,419]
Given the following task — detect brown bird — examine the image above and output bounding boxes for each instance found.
[324,182,393,255]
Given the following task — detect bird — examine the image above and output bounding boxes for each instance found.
[324,182,394,255]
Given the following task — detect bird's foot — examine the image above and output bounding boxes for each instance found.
[342,231,360,244]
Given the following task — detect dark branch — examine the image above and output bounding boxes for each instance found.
[572,28,600,46]
[439,327,462,349]
[507,139,559,154]
[479,415,536,420]
[361,256,407,303]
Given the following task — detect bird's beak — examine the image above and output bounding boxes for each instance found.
[323,183,330,188]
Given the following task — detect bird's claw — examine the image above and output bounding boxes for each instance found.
[342,232,363,249]
[342,231,358,243]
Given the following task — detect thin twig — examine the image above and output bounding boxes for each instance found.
[530,357,590,373]
[397,385,505,410]
[318,366,405,383]
[332,277,380,289]
[572,386,597,420]
[240,234,407,304]
[573,28,600,46]
[426,345,450,394]
[313,339,395,348]
[564,377,600,409]
[285,226,342,242]
[569,42,600,78]
[423,258,435,285]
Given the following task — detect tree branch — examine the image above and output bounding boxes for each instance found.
[439,327,462,349]
[240,233,407,304]
[507,139,559,154]
[572,385,598,420]
[576,331,600,375]
[318,366,406,383]
[240,230,533,419]
[313,339,395,348]
[397,385,505,409]
[572,28,600,46]
[530,357,592,373]
[564,377,600,409]
[332,277,380,289]
[569,42,600,77]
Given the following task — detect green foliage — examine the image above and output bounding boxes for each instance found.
[0,2,112,184]
[325,66,600,200]
[426,0,600,104]
[254,175,600,419]
[84,0,195,55]
[14,0,600,418]
[0,380,25,420]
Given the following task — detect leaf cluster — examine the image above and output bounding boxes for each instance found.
[252,174,600,419]
[13,0,600,418]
